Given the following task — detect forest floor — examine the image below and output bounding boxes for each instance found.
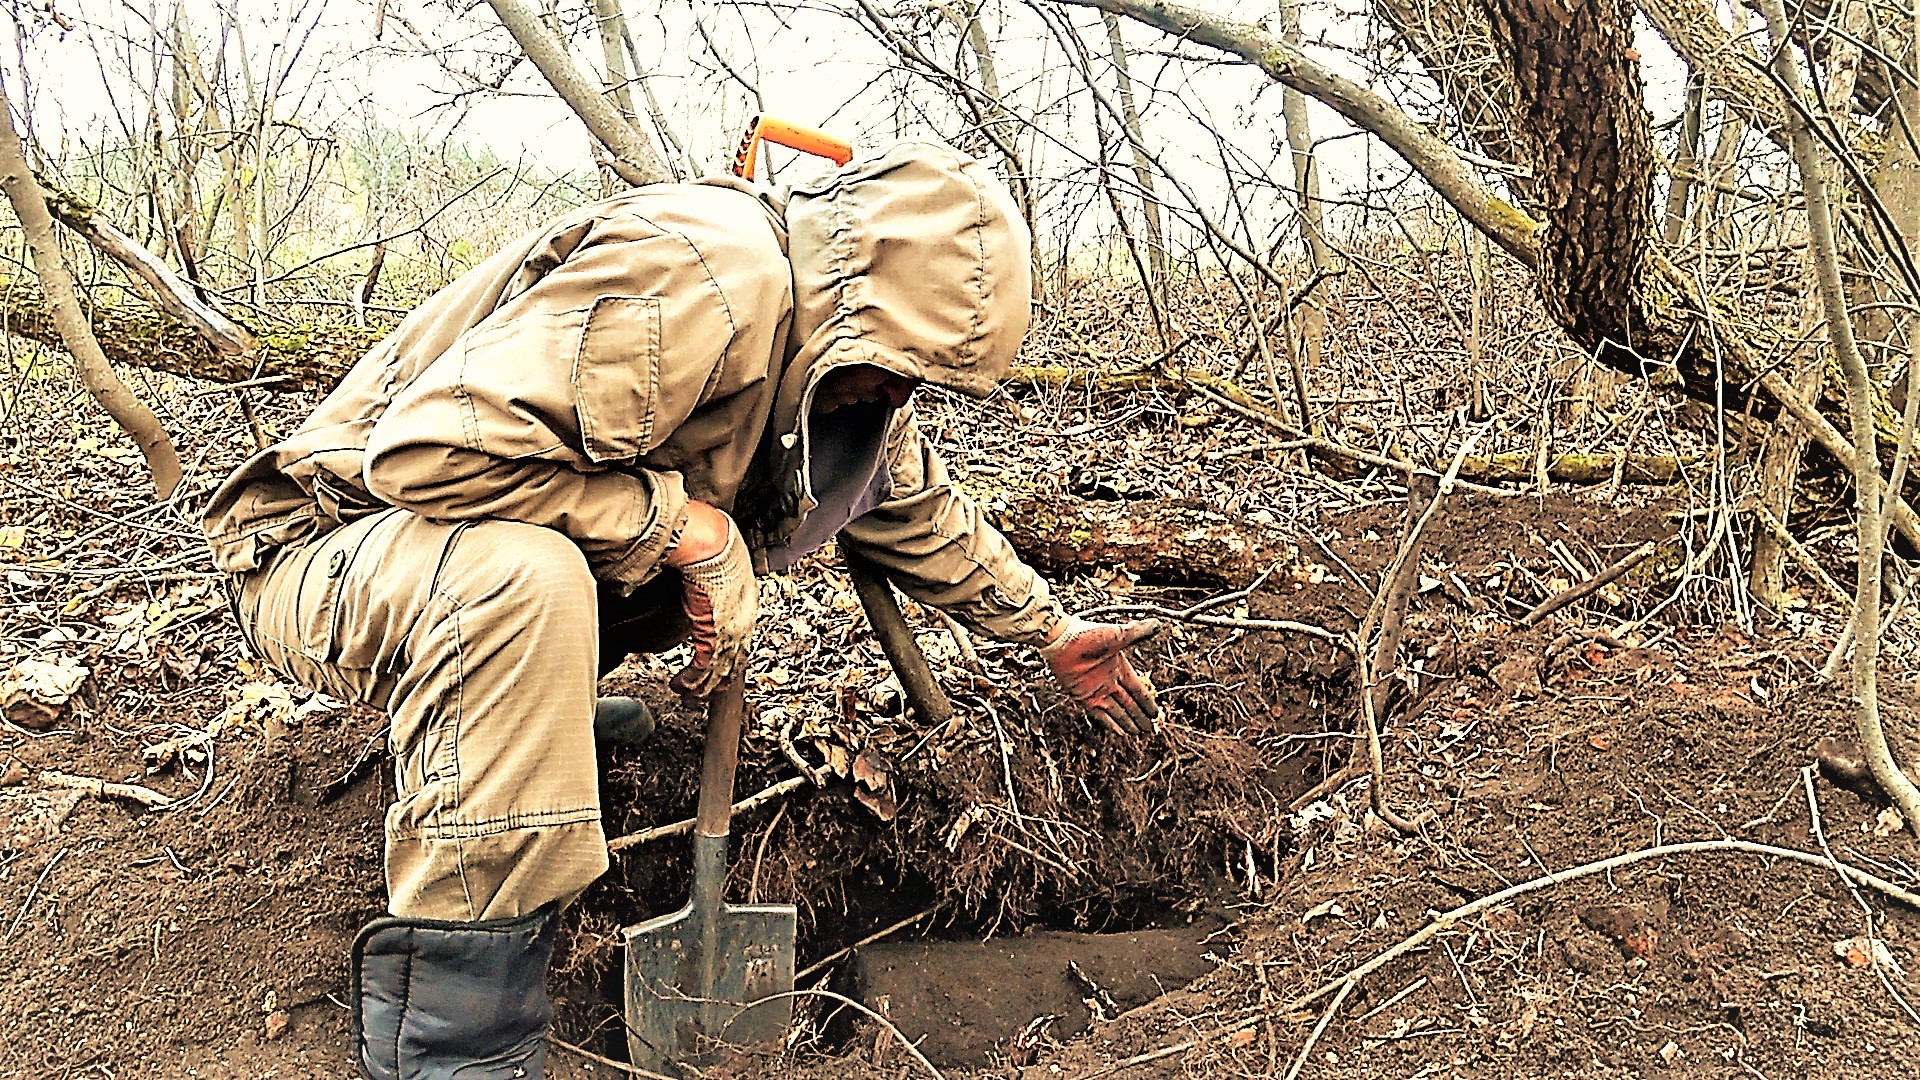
[4,266,1920,1079]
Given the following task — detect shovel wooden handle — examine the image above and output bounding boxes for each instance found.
[693,671,747,840]
[845,552,954,727]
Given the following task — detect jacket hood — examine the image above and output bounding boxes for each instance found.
[777,139,1032,426]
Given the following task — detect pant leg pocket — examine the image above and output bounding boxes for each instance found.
[246,512,389,666]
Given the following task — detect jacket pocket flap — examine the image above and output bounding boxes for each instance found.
[574,296,661,463]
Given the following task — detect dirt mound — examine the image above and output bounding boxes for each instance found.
[1022,624,1920,1080]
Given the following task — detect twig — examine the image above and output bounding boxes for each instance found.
[1355,431,1482,834]
[1180,378,1515,497]
[1279,839,1920,1017]
[546,1035,677,1078]
[1804,767,1920,1026]
[1281,977,1353,1080]
[5,847,67,941]
[1521,540,1658,626]
[933,608,981,669]
[1354,975,1429,1023]
[796,901,948,980]
[1078,602,1344,645]
[746,988,946,1079]
[1078,1040,1199,1079]
[40,770,174,808]
[606,776,809,854]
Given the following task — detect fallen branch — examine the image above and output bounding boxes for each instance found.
[1281,977,1354,1080]
[1750,504,1853,610]
[39,177,256,358]
[606,776,809,854]
[750,988,947,1078]
[546,1036,676,1079]
[40,770,174,808]
[1457,450,1697,485]
[1521,540,1658,626]
[1078,603,1344,646]
[987,489,1303,587]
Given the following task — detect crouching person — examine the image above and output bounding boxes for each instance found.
[202,140,1159,1079]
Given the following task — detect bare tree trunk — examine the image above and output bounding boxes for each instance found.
[1661,78,1704,246]
[484,0,670,187]
[1698,112,1749,248]
[1751,0,1874,612]
[591,0,640,125]
[1748,353,1823,610]
[1761,0,1920,835]
[1100,13,1166,285]
[0,85,181,499]
[1278,0,1331,413]
[602,0,696,180]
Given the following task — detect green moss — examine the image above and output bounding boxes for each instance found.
[1486,196,1542,237]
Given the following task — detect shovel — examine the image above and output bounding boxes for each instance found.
[624,671,797,1074]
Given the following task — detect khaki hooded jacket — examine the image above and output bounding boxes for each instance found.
[201,141,1063,646]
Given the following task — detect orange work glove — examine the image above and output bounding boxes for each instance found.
[1039,617,1162,736]
[669,516,757,697]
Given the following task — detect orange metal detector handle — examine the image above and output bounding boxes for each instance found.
[729,115,853,181]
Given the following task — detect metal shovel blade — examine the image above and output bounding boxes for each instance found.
[622,889,796,1074]
[622,674,797,1074]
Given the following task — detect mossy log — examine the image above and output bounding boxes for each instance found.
[0,275,379,395]
[979,490,1300,587]
[1458,450,1696,484]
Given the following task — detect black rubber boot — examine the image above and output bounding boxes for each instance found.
[351,904,558,1079]
[592,695,655,748]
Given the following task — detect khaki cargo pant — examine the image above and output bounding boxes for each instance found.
[233,508,684,921]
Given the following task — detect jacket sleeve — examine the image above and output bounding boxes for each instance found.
[839,408,1065,646]
[363,220,745,590]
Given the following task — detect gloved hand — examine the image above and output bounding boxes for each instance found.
[1039,616,1162,736]
[669,514,757,697]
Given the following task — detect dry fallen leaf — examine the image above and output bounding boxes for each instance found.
[1301,898,1344,924]
[1833,936,1904,974]
[1872,806,1907,838]
[1,656,90,730]
[264,1010,290,1039]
